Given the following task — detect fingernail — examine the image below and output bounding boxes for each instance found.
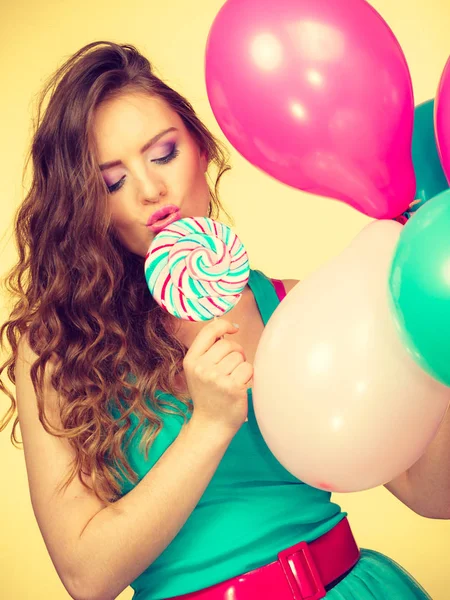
[233,322,240,328]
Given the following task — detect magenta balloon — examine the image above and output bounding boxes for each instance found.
[205,0,415,219]
[436,56,450,185]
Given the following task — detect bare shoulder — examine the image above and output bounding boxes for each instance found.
[281,279,300,294]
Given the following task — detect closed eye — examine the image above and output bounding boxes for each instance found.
[106,144,180,194]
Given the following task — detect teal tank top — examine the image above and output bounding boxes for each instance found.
[111,269,346,600]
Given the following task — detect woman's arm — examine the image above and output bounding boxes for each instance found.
[77,415,234,599]
[16,334,237,600]
[384,407,450,519]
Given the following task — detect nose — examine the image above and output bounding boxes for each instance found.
[137,169,167,204]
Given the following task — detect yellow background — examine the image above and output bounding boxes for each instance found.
[1,0,449,598]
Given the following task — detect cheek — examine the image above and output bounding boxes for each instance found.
[181,147,208,190]
[191,162,210,201]
[108,197,134,228]
[181,160,200,190]
[108,200,123,224]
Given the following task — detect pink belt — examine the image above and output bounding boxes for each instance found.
[170,517,360,600]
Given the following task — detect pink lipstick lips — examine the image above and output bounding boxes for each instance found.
[147,204,181,233]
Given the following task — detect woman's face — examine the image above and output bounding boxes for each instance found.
[92,91,210,257]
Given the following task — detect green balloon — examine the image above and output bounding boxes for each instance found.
[389,189,450,386]
[411,99,449,211]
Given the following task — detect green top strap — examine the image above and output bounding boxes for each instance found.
[247,268,281,326]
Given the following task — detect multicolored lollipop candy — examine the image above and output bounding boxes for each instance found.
[145,217,250,321]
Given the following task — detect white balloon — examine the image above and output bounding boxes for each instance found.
[253,220,450,492]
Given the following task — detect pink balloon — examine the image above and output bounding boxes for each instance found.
[435,56,450,185]
[252,221,449,493]
[205,0,416,219]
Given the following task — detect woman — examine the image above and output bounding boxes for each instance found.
[0,41,441,600]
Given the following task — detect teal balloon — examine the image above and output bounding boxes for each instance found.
[411,99,449,210]
[389,189,450,386]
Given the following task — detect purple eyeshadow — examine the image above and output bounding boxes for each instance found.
[102,139,177,188]
[154,141,175,157]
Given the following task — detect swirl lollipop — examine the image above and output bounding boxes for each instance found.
[145,217,250,321]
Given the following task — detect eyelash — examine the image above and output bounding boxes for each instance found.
[106,145,180,194]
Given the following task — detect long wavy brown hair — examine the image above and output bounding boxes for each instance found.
[0,41,233,505]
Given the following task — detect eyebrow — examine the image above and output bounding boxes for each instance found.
[99,127,178,171]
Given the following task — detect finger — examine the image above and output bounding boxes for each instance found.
[186,319,239,360]
[230,362,254,387]
[205,339,246,365]
[216,351,245,376]
[213,315,223,341]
